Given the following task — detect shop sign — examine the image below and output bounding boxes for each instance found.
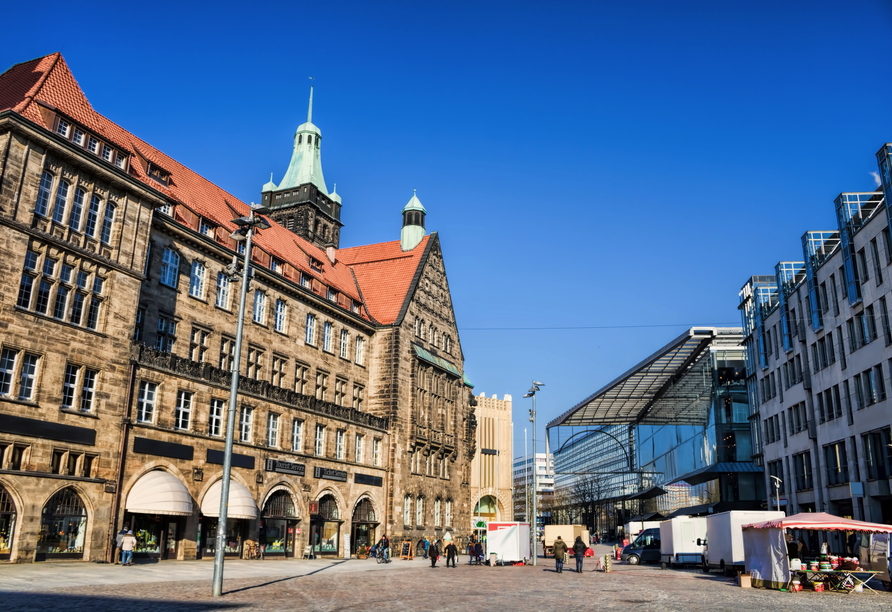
[265,458,306,476]
[354,473,383,487]
[314,466,347,482]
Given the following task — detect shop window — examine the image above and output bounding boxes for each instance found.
[262,491,297,556]
[0,484,16,559]
[36,488,87,559]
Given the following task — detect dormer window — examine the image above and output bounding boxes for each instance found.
[199,218,214,237]
[327,288,337,302]
[352,301,360,314]
[147,162,171,186]
[157,203,172,216]
[300,273,311,288]
[101,145,113,161]
[309,258,323,272]
[271,258,283,274]
[56,119,70,137]
[73,128,85,146]
[88,137,99,154]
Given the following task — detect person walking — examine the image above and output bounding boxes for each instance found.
[445,540,458,568]
[573,535,587,573]
[474,540,484,565]
[552,535,568,574]
[429,539,440,567]
[422,537,430,560]
[114,525,129,564]
[120,530,137,566]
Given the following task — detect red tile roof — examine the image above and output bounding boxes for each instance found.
[0,53,429,324]
[339,236,430,325]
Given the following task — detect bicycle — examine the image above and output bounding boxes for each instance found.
[376,547,391,564]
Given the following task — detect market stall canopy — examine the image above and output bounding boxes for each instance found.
[125,469,193,516]
[743,512,892,533]
[201,479,258,520]
[547,328,742,428]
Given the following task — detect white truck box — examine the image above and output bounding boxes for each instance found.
[659,516,707,568]
[625,520,662,538]
[486,522,531,564]
[703,510,785,575]
[543,524,589,557]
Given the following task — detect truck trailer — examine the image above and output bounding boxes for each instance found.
[659,516,707,569]
[701,510,785,576]
[543,524,590,557]
[485,522,531,565]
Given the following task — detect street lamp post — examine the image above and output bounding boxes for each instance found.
[770,475,783,515]
[523,380,543,566]
[211,204,270,597]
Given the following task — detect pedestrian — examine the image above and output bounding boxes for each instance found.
[573,535,587,573]
[422,537,430,559]
[445,540,458,568]
[114,524,129,564]
[120,529,137,566]
[429,539,440,567]
[377,534,391,562]
[474,540,484,565]
[552,535,568,574]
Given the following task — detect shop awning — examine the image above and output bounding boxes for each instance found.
[201,479,258,520]
[125,470,193,516]
[743,512,892,533]
[670,462,762,486]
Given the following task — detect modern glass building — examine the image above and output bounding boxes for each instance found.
[546,327,762,536]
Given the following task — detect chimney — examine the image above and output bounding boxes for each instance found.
[326,246,337,265]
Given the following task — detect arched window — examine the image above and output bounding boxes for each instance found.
[403,495,412,526]
[415,495,424,526]
[319,494,339,520]
[37,488,87,559]
[263,490,296,518]
[0,484,16,559]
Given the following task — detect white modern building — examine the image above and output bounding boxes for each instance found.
[738,143,892,545]
[512,453,554,525]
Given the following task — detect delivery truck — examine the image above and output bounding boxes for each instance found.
[659,516,707,569]
[485,522,531,565]
[624,520,662,538]
[543,524,590,557]
[701,510,784,576]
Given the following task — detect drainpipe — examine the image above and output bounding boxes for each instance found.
[107,357,137,562]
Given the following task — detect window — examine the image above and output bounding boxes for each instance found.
[334,378,347,406]
[219,335,235,371]
[315,371,328,401]
[35,171,53,216]
[373,438,382,467]
[190,327,209,362]
[871,239,883,285]
[209,398,224,437]
[305,314,316,345]
[88,136,98,154]
[352,384,364,410]
[56,118,70,137]
[160,248,180,288]
[323,322,333,352]
[291,419,304,452]
[270,257,283,274]
[354,434,364,464]
[315,424,326,456]
[300,273,311,289]
[215,273,232,310]
[445,500,453,527]
[253,290,267,325]
[69,187,85,230]
[863,428,892,480]
[824,441,849,486]
[136,381,157,423]
[189,261,207,299]
[881,297,892,345]
[339,329,349,358]
[267,413,280,447]
[793,451,813,490]
[101,144,113,162]
[51,180,70,223]
[336,430,345,460]
[199,218,214,237]
[327,288,337,302]
[85,195,101,238]
[247,346,265,380]
[355,337,365,365]
[0,348,39,401]
[239,406,254,443]
[416,496,424,525]
[61,364,98,412]
[295,362,309,395]
[274,299,287,333]
[175,390,193,430]
[99,202,115,244]
[73,128,84,146]
[434,499,441,526]
[270,354,287,387]
[155,315,177,352]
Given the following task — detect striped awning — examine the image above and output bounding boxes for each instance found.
[743,512,892,533]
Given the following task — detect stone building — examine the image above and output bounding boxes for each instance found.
[0,53,475,563]
[469,393,514,528]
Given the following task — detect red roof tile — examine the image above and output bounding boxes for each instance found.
[0,53,428,322]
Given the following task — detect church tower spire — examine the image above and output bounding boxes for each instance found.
[260,81,343,249]
[400,190,427,251]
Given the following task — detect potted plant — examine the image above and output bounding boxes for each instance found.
[356,545,369,559]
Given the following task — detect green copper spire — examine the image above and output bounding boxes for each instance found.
[277,81,327,194]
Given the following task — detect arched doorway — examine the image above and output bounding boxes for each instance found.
[310,494,342,557]
[198,479,258,559]
[474,495,498,520]
[36,487,87,560]
[350,497,378,553]
[0,484,16,560]
[124,469,193,560]
[261,490,299,557]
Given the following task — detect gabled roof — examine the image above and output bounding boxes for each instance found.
[339,235,431,325]
[0,53,429,324]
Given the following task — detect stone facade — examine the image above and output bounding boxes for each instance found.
[470,392,514,524]
[0,53,475,563]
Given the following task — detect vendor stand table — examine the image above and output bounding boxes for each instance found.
[792,569,880,593]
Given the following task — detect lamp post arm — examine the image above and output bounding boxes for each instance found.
[211,214,255,597]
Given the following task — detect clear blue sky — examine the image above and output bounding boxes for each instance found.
[4,0,891,457]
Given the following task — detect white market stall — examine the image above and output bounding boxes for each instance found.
[741,512,892,590]
[486,521,531,565]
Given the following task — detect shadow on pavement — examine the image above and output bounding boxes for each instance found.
[0,591,246,612]
[225,560,349,595]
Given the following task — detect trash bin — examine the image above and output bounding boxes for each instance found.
[489,553,498,566]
